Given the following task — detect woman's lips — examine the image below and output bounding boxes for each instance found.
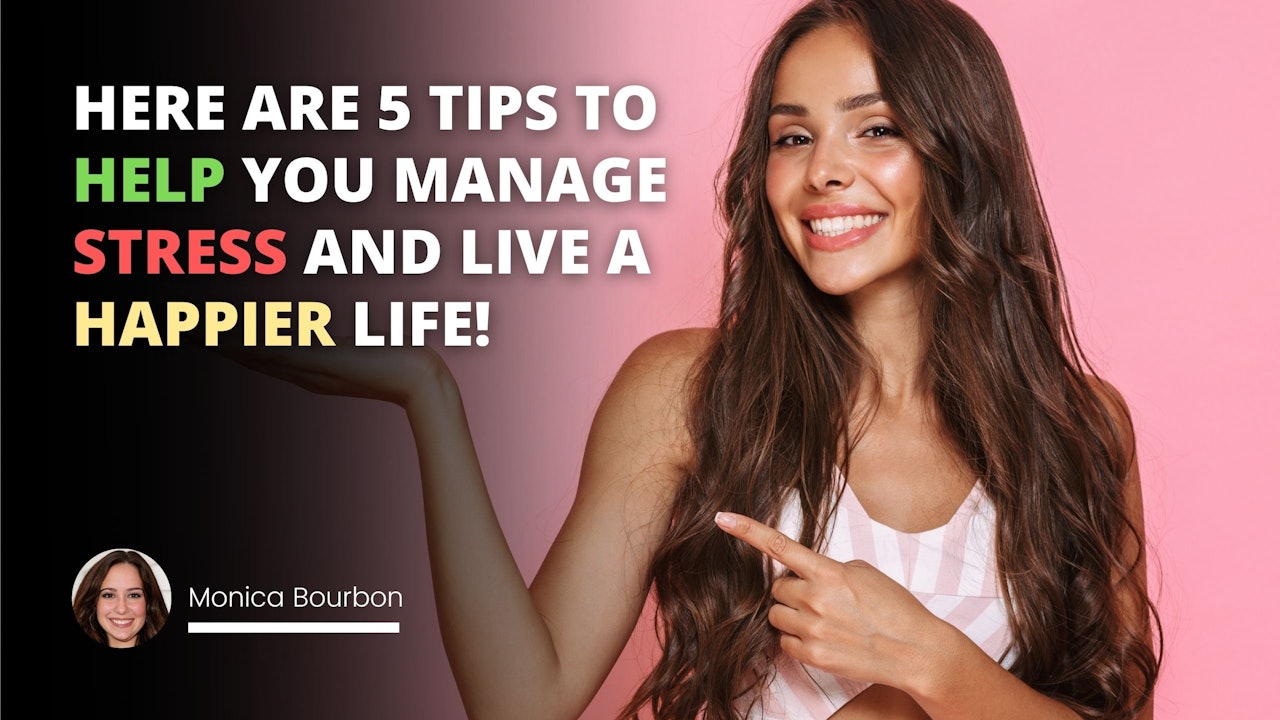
[802,212,886,251]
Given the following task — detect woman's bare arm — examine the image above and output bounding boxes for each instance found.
[830,684,931,719]
[421,329,705,718]
[233,328,709,719]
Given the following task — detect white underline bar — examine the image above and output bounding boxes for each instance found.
[188,622,399,634]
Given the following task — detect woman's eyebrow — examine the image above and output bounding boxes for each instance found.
[768,92,886,119]
[838,92,885,111]
[768,102,808,118]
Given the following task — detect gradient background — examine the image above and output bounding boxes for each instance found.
[20,0,1278,717]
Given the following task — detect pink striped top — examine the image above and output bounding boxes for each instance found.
[741,475,1014,719]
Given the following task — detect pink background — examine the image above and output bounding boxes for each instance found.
[233,1,1278,717]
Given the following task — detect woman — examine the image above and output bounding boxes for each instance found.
[73,550,170,648]
[239,0,1160,717]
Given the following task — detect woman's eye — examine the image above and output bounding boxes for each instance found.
[101,592,115,599]
[862,124,902,138]
[129,592,144,599]
[772,134,812,148]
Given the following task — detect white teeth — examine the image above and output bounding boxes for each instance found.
[806,214,885,236]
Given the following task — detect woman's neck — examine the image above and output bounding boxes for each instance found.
[848,279,929,404]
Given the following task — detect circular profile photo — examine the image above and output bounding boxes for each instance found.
[71,548,173,648]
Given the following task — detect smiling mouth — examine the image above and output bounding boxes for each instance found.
[108,618,136,628]
[806,214,885,237]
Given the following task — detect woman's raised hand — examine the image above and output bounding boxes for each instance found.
[226,342,452,409]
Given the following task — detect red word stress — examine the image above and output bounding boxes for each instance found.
[74,228,287,275]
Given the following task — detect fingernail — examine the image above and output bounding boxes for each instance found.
[714,512,736,529]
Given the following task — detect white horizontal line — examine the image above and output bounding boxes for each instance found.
[188,622,399,634]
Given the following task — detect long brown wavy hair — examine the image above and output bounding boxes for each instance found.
[620,0,1161,718]
[73,549,170,647]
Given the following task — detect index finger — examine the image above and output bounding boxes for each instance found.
[714,511,829,579]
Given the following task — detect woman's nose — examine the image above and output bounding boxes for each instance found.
[805,139,856,192]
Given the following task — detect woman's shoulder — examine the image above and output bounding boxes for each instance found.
[623,327,718,372]
[607,327,717,408]
[584,328,716,480]
[605,328,715,422]
[1080,373,1142,495]
[1083,373,1127,408]
[1083,374,1135,441]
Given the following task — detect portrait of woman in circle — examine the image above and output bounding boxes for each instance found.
[72,549,172,648]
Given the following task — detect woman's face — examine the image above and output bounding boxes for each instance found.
[765,24,925,304]
[96,562,147,648]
